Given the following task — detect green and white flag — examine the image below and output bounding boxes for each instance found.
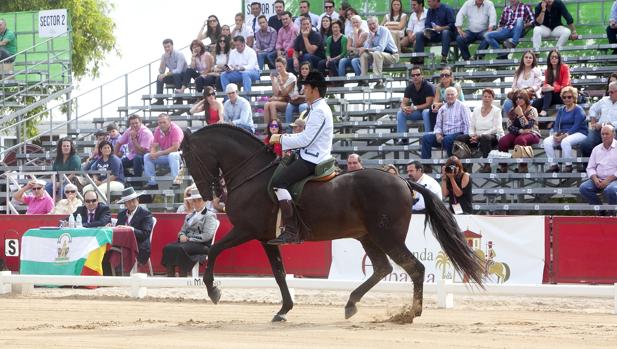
[20,228,113,275]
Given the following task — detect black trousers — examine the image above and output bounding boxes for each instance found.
[455,134,498,158]
[608,25,617,55]
[272,157,316,189]
[532,91,563,113]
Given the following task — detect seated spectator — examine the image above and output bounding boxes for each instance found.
[606,73,617,97]
[478,0,534,59]
[181,40,213,94]
[346,153,363,172]
[285,62,310,125]
[288,16,325,75]
[455,0,497,61]
[455,88,504,173]
[268,11,297,72]
[290,117,306,134]
[318,20,347,77]
[13,179,54,214]
[265,118,284,158]
[532,49,570,117]
[254,15,278,69]
[0,19,16,63]
[221,24,231,38]
[264,57,297,125]
[220,36,260,96]
[189,86,224,125]
[82,129,109,171]
[430,67,464,131]
[441,156,472,214]
[319,1,340,28]
[339,15,368,77]
[382,0,408,51]
[197,15,222,50]
[69,190,111,227]
[269,0,286,32]
[497,91,541,173]
[320,15,333,38]
[177,184,197,213]
[579,125,617,210]
[400,0,427,52]
[47,137,82,197]
[294,0,321,29]
[383,164,400,175]
[542,86,587,173]
[231,13,255,47]
[161,188,219,277]
[153,39,187,104]
[344,7,369,36]
[407,160,442,213]
[503,50,542,117]
[83,140,125,197]
[51,183,83,215]
[203,35,231,91]
[396,65,434,143]
[609,2,617,55]
[414,0,455,65]
[352,16,400,89]
[580,81,617,158]
[115,114,154,180]
[421,86,470,160]
[107,123,122,149]
[143,114,184,190]
[532,0,577,52]
[223,83,255,133]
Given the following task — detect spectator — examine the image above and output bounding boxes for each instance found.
[396,65,434,143]
[177,184,197,213]
[189,86,225,125]
[223,83,255,133]
[455,89,504,173]
[320,15,333,38]
[0,19,16,63]
[68,190,111,228]
[290,117,306,133]
[478,0,534,59]
[220,36,260,95]
[580,81,617,158]
[246,2,264,36]
[352,16,399,89]
[289,16,325,75]
[269,0,286,32]
[497,91,541,173]
[579,125,617,209]
[294,1,321,30]
[532,0,577,51]
[503,50,543,117]
[344,7,369,36]
[115,114,154,180]
[204,35,231,91]
[231,13,255,47]
[421,86,470,160]
[13,179,54,214]
[400,0,427,51]
[382,0,408,52]
[82,129,109,172]
[455,0,497,61]
[143,114,184,190]
[319,1,340,28]
[430,67,464,131]
[51,183,82,215]
[346,153,363,171]
[265,118,284,158]
[285,61,310,125]
[264,56,297,125]
[407,160,442,213]
[543,86,587,173]
[319,20,347,77]
[414,0,455,65]
[221,24,231,38]
[269,11,298,71]
[383,164,399,175]
[337,1,352,29]
[161,188,219,277]
[153,39,187,105]
[339,15,368,77]
[83,140,125,197]
[47,137,81,197]
[532,49,570,117]
[605,73,617,96]
[197,15,222,49]
[441,156,472,214]
[254,15,278,69]
[181,40,213,94]
[107,123,122,149]
[608,1,617,55]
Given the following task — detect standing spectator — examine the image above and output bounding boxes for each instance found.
[346,153,363,171]
[400,0,427,51]
[430,67,464,132]
[115,114,154,180]
[503,50,543,116]
[285,61,310,124]
[246,2,264,36]
[478,0,534,59]
[532,49,570,116]
[320,15,333,38]
[579,125,617,209]
[543,87,587,173]
[189,86,225,125]
[294,1,321,30]
[608,1,617,55]
[319,0,340,29]
[455,89,504,173]
[264,57,297,125]
[532,0,578,51]
[265,118,284,158]
[455,0,497,61]
[83,140,125,197]
[223,84,255,133]
[13,179,54,214]
[407,160,442,213]
[47,137,81,197]
[231,13,255,48]
[580,81,617,158]
[69,190,111,228]
[220,36,260,95]
[414,0,455,65]
[153,39,187,105]
[0,19,16,63]
[181,40,213,94]
[421,87,470,160]
[352,16,399,89]
[254,15,278,69]
[204,35,231,91]
[396,65,434,143]
[269,0,286,32]
[51,183,82,215]
[143,114,184,190]
[441,156,472,214]
[338,15,368,77]
[319,20,347,77]
[289,16,325,75]
[382,0,408,51]
[269,11,298,70]
[197,15,222,49]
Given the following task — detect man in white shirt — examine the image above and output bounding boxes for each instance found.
[318,0,340,29]
[294,0,321,29]
[580,81,617,158]
[220,36,260,95]
[455,0,497,60]
[407,161,442,212]
[400,0,428,50]
[246,2,264,37]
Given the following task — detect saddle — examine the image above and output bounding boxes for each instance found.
[267,155,338,203]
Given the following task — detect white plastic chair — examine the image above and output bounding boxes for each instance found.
[191,219,220,279]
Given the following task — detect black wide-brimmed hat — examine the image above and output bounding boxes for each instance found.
[299,71,327,87]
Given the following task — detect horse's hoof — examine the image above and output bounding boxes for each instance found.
[272,314,287,322]
[344,304,358,319]
[208,286,221,304]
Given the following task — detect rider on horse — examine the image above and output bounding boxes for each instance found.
[267,71,333,245]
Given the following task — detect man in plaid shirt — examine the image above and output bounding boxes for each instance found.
[478,0,534,59]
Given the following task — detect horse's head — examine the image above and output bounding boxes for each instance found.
[181,128,218,201]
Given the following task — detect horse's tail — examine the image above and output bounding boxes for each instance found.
[406,180,485,288]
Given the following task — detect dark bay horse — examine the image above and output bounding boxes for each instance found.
[181,124,484,322]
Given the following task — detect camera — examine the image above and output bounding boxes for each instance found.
[445,165,457,174]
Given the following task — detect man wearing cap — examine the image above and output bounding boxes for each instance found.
[223,83,255,133]
[267,71,333,245]
[143,113,184,190]
[290,118,306,133]
[13,179,55,214]
[70,190,111,228]
[116,187,154,267]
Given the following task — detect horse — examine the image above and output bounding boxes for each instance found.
[181,124,484,322]
[476,250,511,283]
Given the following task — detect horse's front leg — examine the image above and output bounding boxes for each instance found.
[261,243,293,322]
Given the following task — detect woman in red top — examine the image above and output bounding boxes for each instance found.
[264,118,283,158]
[189,86,224,125]
[532,49,571,117]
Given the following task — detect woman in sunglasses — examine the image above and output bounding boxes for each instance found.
[203,35,231,91]
[430,67,464,132]
[189,86,224,125]
[51,183,83,214]
[264,118,284,158]
[13,179,55,214]
[197,15,222,48]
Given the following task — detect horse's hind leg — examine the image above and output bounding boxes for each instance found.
[344,238,393,319]
[261,243,294,322]
[383,246,425,317]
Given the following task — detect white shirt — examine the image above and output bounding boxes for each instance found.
[455,0,497,33]
[470,104,504,138]
[412,173,442,211]
[406,9,428,34]
[589,96,617,125]
[318,12,340,29]
[345,19,370,37]
[512,67,543,98]
[227,46,259,71]
[281,98,333,164]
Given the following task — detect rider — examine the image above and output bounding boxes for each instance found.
[267,71,333,245]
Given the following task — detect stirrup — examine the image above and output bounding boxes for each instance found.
[267,229,302,245]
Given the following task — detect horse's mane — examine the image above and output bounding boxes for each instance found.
[193,123,267,149]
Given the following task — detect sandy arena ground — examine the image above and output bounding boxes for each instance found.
[0,286,616,348]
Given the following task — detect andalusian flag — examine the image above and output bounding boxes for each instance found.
[20,228,113,275]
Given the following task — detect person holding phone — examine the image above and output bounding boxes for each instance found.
[219,36,260,95]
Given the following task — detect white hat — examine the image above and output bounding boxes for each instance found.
[187,188,203,200]
[117,187,144,203]
[32,179,46,187]
[224,83,238,94]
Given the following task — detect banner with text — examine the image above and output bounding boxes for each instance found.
[329,215,546,284]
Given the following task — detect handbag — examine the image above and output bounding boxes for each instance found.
[512,144,534,158]
[452,140,473,159]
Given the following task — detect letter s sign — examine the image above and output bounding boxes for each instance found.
[4,239,19,257]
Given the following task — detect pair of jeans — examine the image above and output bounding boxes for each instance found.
[455,30,487,60]
[580,128,602,157]
[396,109,431,134]
[579,179,617,205]
[257,50,275,69]
[415,29,454,58]
[0,47,15,62]
[287,53,323,75]
[532,91,563,114]
[285,102,308,124]
[479,18,525,50]
[182,68,208,92]
[143,152,182,186]
[156,72,184,94]
[316,57,342,77]
[338,57,360,76]
[122,155,145,177]
[220,69,260,94]
[421,132,463,159]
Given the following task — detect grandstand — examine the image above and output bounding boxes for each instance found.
[1,0,616,215]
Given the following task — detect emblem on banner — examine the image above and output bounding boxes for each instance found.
[56,232,72,263]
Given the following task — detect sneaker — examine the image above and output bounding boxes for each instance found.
[152,99,164,105]
[496,164,508,173]
[440,56,448,65]
[357,80,369,87]
[503,39,516,49]
[563,165,574,173]
[374,81,385,89]
[395,139,409,146]
[478,164,492,173]
[546,165,560,173]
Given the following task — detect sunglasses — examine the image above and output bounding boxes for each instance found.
[325,5,333,8]
[516,96,526,100]
[85,199,98,204]
[65,190,76,194]
[440,73,451,78]
[411,73,421,77]
[207,92,216,97]
[269,124,280,128]
[562,95,574,100]
[32,187,43,191]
